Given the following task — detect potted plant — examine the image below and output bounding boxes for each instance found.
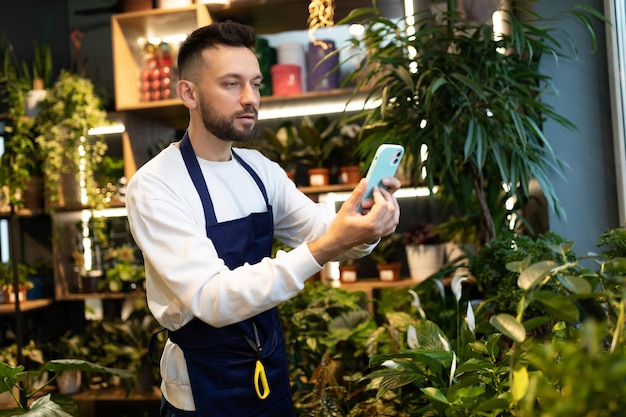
[338,1,605,244]
[0,40,51,212]
[402,222,446,283]
[34,70,109,209]
[370,233,402,281]
[101,243,145,293]
[338,259,359,283]
[46,331,90,395]
[356,227,626,416]
[0,261,36,303]
[290,116,341,187]
[328,122,364,185]
[259,121,299,181]
[0,356,132,416]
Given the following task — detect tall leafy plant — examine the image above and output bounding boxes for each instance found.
[338,1,605,243]
[34,70,108,207]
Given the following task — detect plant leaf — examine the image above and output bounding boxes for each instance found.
[533,291,580,323]
[517,260,558,291]
[511,364,529,402]
[490,314,526,343]
[421,387,450,404]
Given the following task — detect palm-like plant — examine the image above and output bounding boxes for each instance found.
[338,0,605,243]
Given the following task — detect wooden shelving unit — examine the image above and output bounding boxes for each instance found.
[0,299,53,315]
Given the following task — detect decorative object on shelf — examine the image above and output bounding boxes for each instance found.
[370,233,402,282]
[402,222,445,283]
[338,2,606,244]
[139,41,176,102]
[270,63,302,97]
[34,70,109,208]
[276,42,306,93]
[307,39,339,92]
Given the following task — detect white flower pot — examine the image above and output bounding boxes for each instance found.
[405,243,445,283]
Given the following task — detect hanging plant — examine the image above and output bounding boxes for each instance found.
[34,71,108,208]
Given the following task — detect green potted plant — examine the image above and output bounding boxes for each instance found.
[290,116,342,187]
[0,356,132,416]
[45,331,90,395]
[338,1,605,244]
[0,40,51,212]
[0,261,36,303]
[357,227,626,416]
[34,70,109,209]
[329,122,364,185]
[370,232,402,281]
[101,243,145,293]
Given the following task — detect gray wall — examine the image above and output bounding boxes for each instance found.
[538,0,619,254]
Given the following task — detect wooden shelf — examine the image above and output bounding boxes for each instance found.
[0,298,53,314]
[56,291,145,302]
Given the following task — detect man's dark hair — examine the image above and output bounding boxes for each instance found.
[178,20,256,80]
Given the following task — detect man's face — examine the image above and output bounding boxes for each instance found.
[196,45,262,143]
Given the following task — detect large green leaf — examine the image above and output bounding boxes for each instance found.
[517,260,558,291]
[43,359,133,379]
[533,290,580,323]
[490,314,526,343]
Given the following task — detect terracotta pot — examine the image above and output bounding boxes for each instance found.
[377,262,402,282]
[308,167,330,187]
[339,264,358,283]
[339,165,362,185]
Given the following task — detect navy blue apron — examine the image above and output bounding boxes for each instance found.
[169,132,294,416]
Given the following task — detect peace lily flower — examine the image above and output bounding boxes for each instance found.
[465,301,476,333]
[438,333,450,352]
[407,325,419,349]
[451,274,469,302]
[409,289,427,320]
[382,360,399,369]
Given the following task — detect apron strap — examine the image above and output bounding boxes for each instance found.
[148,327,168,367]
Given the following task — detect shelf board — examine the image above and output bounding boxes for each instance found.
[56,291,145,302]
[0,298,53,314]
[116,88,371,130]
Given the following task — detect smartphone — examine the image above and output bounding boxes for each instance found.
[358,144,404,212]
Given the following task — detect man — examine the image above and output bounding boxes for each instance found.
[125,20,400,417]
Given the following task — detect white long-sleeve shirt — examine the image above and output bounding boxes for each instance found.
[125,143,373,410]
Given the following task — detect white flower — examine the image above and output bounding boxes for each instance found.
[409,289,427,320]
[438,333,450,352]
[407,325,419,349]
[382,360,399,369]
[449,351,457,386]
[465,301,476,333]
[451,274,469,302]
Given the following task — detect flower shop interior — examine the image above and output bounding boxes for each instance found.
[0,0,625,416]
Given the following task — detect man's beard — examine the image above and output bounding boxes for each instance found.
[199,96,258,143]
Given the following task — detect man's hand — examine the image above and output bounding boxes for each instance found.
[308,177,401,265]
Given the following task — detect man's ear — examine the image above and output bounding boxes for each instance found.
[177,80,198,110]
